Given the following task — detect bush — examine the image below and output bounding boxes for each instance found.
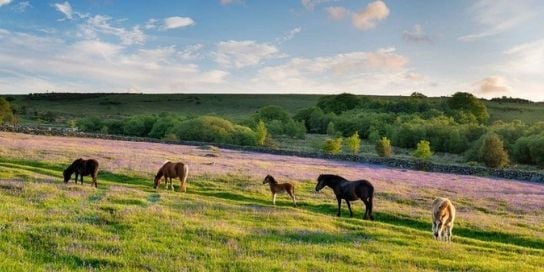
[513,133,544,166]
[77,117,104,132]
[326,122,336,136]
[0,98,16,125]
[255,120,267,146]
[283,120,306,139]
[413,140,433,160]
[253,105,290,123]
[346,132,361,154]
[174,116,257,146]
[148,116,182,139]
[376,137,392,158]
[322,137,343,155]
[478,133,509,168]
[123,115,157,137]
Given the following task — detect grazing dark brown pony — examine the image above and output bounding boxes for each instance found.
[154,161,189,192]
[315,174,374,220]
[63,158,99,188]
[263,175,296,206]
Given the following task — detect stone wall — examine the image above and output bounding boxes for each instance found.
[1,125,542,183]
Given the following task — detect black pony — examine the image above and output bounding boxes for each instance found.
[63,158,99,187]
[315,174,374,220]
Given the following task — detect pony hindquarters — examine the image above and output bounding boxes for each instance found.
[179,164,189,192]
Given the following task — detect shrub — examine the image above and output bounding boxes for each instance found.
[255,120,267,146]
[322,137,343,155]
[77,117,104,132]
[513,133,544,166]
[283,120,306,139]
[346,132,361,154]
[174,116,257,146]
[326,122,336,136]
[376,137,392,158]
[478,133,509,168]
[0,98,16,125]
[413,140,433,160]
[123,115,157,137]
[148,116,182,139]
[253,105,290,123]
[368,129,380,143]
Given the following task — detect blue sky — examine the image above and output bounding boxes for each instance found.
[0,0,543,100]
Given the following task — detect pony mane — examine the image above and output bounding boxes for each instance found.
[161,160,171,167]
[319,174,347,183]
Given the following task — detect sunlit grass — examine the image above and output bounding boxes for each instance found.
[0,159,542,271]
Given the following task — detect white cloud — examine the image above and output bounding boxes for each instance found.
[11,1,31,12]
[301,0,333,11]
[402,24,431,43]
[325,6,350,20]
[79,15,145,45]
[459,0,536,41]
[503,38,544,76]
[161,16,195,30]
[220,0,243,5]
[352,0,389,31]
[144,18,159,30]
[0,30,228,93]
[53,1,73,19]
[250,48,412,92]
[276,27,302,43]
[215,40,283,68]
[0,0,13,7]
[475,76,511,95]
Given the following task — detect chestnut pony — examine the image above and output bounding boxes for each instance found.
[154,161,189,192]
[63,158,99,188]
[315,174,374,220]
[263,175,296,206]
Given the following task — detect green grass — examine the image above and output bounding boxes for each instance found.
[0,159,542,271]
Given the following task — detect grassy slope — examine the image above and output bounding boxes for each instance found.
[5,94,544,124]
[0,159,542,271]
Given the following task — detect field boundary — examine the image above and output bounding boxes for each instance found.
[1,124,543,183]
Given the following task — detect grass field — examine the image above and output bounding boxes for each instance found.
[4,93,544,125]
[0,132,543,271]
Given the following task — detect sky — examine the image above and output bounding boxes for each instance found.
[0,0,543,100]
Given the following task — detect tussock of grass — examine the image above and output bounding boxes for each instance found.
[0,159,542,271]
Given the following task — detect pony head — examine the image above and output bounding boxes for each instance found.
[63,169,71,183]
[263,175,273,184]
[153,174,161,189]
[315,174,327,192]
[433,220,443,239]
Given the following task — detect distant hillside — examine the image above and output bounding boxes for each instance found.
[2,93,543,125]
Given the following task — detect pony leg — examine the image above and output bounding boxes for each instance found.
[346,200,353,217]
[170,178,174,191]
[336,198,342,217]
[74,173,78,183]
[447,225,453,243]
[363,196,374,220]
[288,190,296,207]
[92,175,97,188]
[80,174,84,185]
[272,193,277,205]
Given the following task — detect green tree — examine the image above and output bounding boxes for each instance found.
[413,140,433,160]
[255,120,267,146]
[317,93,361,114]
[376,137,392,158]
[346,131,361,154]
[322,137,343,155]
[447,92,489,124]
[0,97,16,125]
[478,133,509,168]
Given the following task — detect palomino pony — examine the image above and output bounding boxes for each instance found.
[63,158,99,188]
[432,197,456,242]
[154,161,189,192]
[315,174,374,220]
[262,175,296,206]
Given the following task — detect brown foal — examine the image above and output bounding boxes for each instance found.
[263,175,296,206]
